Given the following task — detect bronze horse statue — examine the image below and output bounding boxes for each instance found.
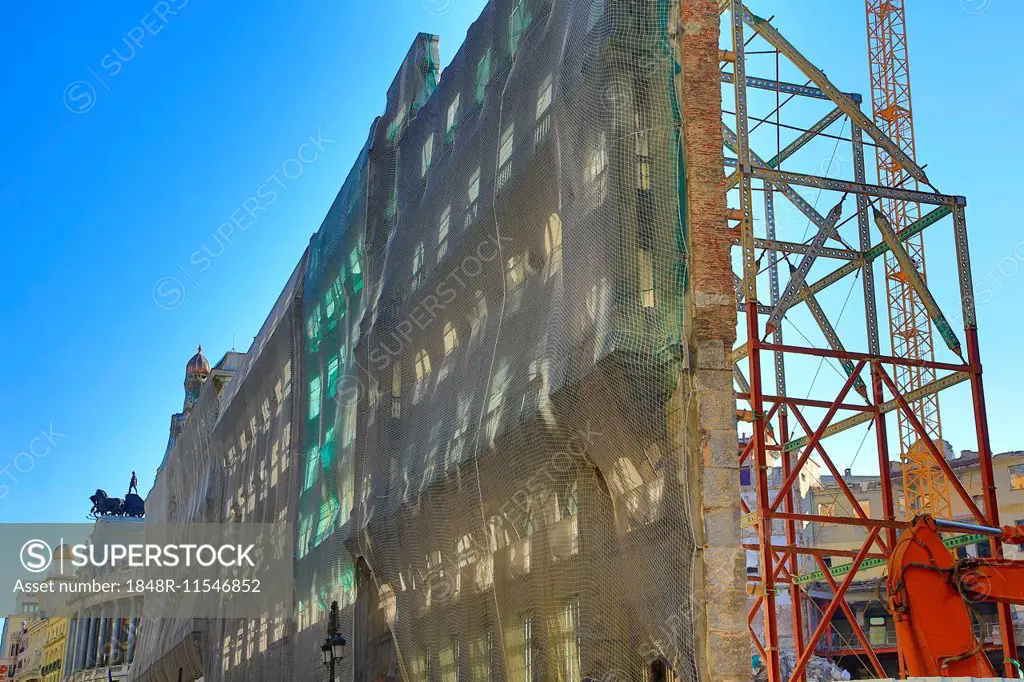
[89,489,122,518]
[89,489,145,519]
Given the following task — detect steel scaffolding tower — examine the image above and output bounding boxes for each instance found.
[722,1,1017,679]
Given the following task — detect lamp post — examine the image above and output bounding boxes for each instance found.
[320,601,346,682]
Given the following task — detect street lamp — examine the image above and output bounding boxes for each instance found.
[320,600,346,681]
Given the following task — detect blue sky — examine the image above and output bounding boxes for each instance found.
[1,0,1022,524]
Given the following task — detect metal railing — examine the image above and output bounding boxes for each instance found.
[816,618,1024,653]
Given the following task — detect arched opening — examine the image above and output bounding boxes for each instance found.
[649,658,672,682]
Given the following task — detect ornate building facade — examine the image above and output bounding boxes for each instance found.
[63,520,145,682]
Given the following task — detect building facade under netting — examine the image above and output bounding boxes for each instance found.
[127,0,746,680]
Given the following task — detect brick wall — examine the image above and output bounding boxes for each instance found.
[674,1,748,681]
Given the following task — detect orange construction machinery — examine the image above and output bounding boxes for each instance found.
[886,515,1024,677]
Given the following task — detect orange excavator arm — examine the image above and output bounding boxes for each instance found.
[958,557,1024,604]
[886,514,1024,677]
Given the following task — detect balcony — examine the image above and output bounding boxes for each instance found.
[534,115,551,148]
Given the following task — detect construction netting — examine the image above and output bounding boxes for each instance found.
[343,0,696,678]
[129,352,228,682]
[293,128,373,682]
[129,259,305,682]
[130,0,706,678]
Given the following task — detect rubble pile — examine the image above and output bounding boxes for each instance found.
[753,651,851,681]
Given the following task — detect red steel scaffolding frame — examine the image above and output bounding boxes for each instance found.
[721,2,1017,680]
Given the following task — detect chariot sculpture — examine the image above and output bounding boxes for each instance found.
[88,476,145,519]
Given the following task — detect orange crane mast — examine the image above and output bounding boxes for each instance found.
[865,0,952,518]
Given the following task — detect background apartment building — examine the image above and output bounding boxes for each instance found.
[11,620,42,682]
[1,595,39,681]
[39,617,65,682]
[63,522,146,682]
[739,434,821,662]
[801,448,1024,677]
[738,445,1024,678]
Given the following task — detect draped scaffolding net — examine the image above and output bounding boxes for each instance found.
[130,0,707,679]
[128,354,229,682]
[346,0,697,678]
[129,260,305,682]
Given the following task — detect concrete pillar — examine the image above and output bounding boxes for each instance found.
[75,610,86,667]
[89,606,99,668]
[124,600,133,664]
[110,602,123,665]
[71,613,83,672]
[80,609,92,670]
[66,612,78,672]
[85,609,98,669]
[74,609,86,671]
[95,603,108,667]
[105,604,115,667]
[126,598,140,664]
[64,618,74,674]
[107,606,117,667]
[671,2,747,681]
[97,605,107,668]
[109,605,117,666]
[121,606,130,663]
[78,609,87,669]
